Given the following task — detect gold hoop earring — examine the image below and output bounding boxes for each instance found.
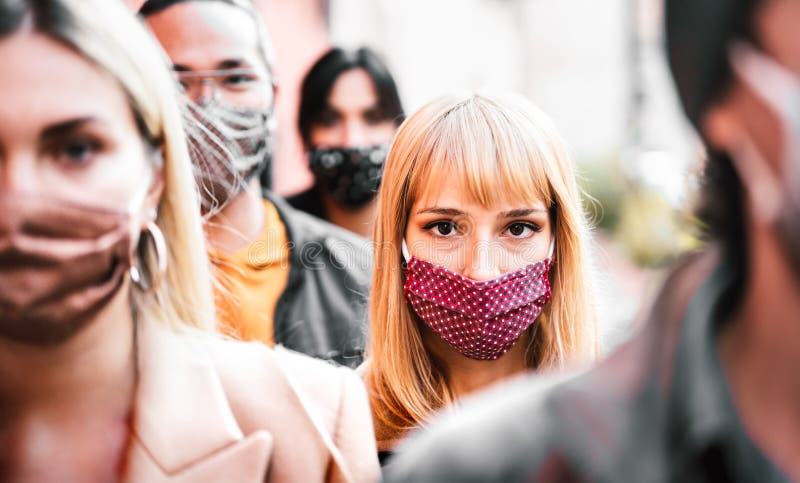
[130,221,167,294]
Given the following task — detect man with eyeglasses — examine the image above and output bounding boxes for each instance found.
[384,0,800,480]
[140,0,371,368]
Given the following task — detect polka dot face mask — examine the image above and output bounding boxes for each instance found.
[402,239,553,360]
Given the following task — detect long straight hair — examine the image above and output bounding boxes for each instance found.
[298,46,404,149]
[364,92,599,432]
[1,0,216,331]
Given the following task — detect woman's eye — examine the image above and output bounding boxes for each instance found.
[426,221,458,237]
[317,110,340,127]
[54,139,101,166]
[506,222,539,238]
[363,109,386,124]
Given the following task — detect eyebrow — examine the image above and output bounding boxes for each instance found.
[416,207,465,216]
[416,207,547,218]
[499,208,548,218]
[41,117,102,138]
[217,58,249,70]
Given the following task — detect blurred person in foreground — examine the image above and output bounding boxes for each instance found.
[0,0,378,481]
[384,0,800,481]
[289,46,404,239]
[360,92,599,465]
[140,0,372,367]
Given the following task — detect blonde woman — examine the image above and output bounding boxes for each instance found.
[361,92,599,461]
[0,0,377,481]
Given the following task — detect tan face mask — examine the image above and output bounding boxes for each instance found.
[0,193,138,345]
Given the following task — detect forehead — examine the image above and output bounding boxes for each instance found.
[412,164,548,215]
[756,0,800,75]
[327,68,379,111]
[0,31,136,140]
[145,2,262,70]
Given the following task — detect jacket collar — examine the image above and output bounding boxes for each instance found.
[666,254,784,481]
[262,189,310,250]
[123,320,272,482]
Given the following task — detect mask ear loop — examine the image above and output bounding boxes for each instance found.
[547,237,556,260]
[727,42,788,224]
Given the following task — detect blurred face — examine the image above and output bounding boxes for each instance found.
[404,170,553,281]
[309,68,397,148]
[704,0,800,276]
[0,30,155,211]
[145,1,274,109]
[708,0,800,175]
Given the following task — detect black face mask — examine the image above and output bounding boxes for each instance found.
[308,143,389,208]
[184,99,275,215]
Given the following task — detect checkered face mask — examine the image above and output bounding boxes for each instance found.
[402,240,553,360]
[183,98,275,216]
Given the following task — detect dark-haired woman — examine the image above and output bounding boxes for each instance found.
[289,47,404,238]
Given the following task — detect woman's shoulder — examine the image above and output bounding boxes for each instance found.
[201,335,359,410]
[197,336,380,480]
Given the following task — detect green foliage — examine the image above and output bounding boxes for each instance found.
[578,156,701,267]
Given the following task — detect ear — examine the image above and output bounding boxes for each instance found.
[142,166,165,226]
[702,103,743,154]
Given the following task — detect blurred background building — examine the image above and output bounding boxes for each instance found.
[256,0,704,351]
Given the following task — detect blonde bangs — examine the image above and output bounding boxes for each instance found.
[409,95,559,214]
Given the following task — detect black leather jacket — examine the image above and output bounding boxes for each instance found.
[264,190,371,368]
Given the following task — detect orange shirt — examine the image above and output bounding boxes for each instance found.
[209,200,290,345]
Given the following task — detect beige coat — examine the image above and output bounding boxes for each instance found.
[123,319,379,482]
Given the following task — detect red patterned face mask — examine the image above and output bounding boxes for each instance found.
[402,241,553,360]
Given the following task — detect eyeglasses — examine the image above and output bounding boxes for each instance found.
[174,68,276,106]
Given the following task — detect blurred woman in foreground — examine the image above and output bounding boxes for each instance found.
[0,0,377,481]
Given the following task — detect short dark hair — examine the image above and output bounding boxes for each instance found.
[665,0,760,282]
[298,47,404,149]
[665,0,757,129]
[139,0,275,76]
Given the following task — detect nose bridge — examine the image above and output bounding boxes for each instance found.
[189,77,218,105]
[343,118,366,147]
[463,229,502,281]
[0,149,38,193]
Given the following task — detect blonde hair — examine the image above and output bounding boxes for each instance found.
[364,91,599,432]
[20,0,216,331]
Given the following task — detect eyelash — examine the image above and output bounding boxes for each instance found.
[504,222,542,238]
[422,220,542,238]
[423,220,459,237]
[223,74,258,86]
[50,136,103,166]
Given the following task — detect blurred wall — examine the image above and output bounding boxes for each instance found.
[328,0,695,172]
[255,0,329,196]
